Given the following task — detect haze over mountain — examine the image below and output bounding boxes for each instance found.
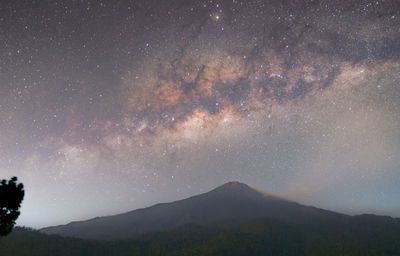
[42,182,356,240]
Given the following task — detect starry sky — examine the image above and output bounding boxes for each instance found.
[1,0,400,228]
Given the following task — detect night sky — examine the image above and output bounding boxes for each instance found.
[1,0,400,228]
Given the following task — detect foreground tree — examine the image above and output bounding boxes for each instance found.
[0,177,24,236]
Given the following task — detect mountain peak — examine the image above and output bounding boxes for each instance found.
[222,181,249,187]
[209,181,266,198]
[213,181,288,202]
[212,181,254,192]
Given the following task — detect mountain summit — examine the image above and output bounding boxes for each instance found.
[211,181,262,194]
[40,181,341,240]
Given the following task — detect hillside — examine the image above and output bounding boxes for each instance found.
[2,215,400,256]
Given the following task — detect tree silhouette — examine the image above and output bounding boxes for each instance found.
[0,177,24,236]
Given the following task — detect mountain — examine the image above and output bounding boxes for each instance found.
[40,181,346,240]
[3,182,400,255]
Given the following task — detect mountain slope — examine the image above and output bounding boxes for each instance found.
[4,215,400,256]
[41,181,346,240]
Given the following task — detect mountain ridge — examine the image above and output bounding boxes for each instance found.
[40,181,348,240]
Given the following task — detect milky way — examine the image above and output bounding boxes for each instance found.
[0,0,400,227]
